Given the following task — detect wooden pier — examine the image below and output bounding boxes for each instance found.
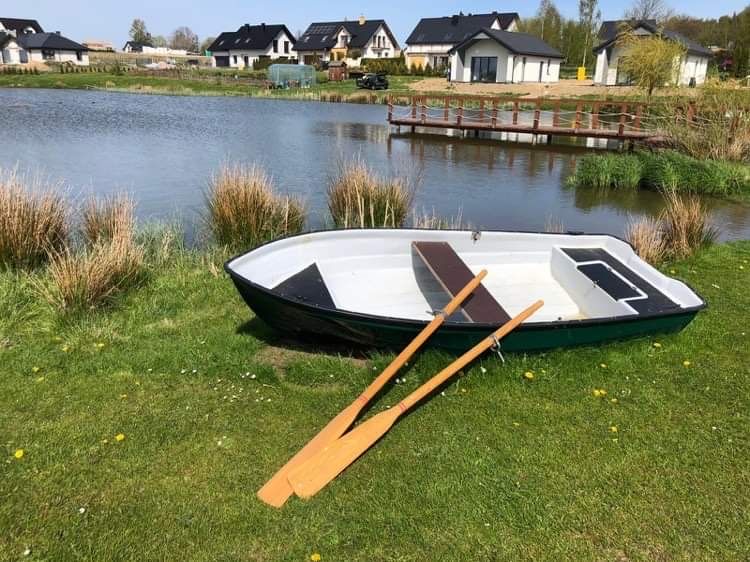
[387,95,670,143]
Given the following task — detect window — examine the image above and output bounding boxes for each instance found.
[273,39,278,53]
[76,51,83,62]
[284,41,289,54]
[233,55,238,64]
[547,59,551,75]
[470,56,497,82]
[42,49,55,60]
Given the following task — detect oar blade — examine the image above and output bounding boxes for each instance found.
[288,408,400,499]
[257,403,360,507]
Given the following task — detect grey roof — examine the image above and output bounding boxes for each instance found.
[0,31,12,48]
[123,40,153,51]
[18,32,87,51]
[0,17,44,34]
[594,20,712,57]
[406,12,519,45]
[208,24,295,53]
[449,28,564,59]
[296,19,398,51]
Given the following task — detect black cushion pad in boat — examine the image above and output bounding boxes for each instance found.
[412,241,511,324]
[578,263,641,300]
[273,263,336,309]
[562,247,680,315]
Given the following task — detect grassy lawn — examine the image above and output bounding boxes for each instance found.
[0,71,421,101]
[1,242,749,561]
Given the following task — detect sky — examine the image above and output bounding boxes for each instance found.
[20,0,750,47]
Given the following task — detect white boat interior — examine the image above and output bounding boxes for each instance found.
[226,229,704,324]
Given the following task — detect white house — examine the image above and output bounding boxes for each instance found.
[208,23,295,68]
[448,28,562,83]
[1,17,88,66]
[122,41,189,57]
[404,11,519,70]
[593,20,712,86]
[294,16,400,66]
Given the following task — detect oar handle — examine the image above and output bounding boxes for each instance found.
[399,300,544,410]
[358,269,488,402]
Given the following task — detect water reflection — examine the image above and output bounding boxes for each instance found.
[0,88,747,241]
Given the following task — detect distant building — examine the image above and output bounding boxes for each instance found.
[405,12,519,70]
[84,39,114,52]
[0,17,88,66]
[122,41,188,56]
[294,16,400,66]
[207,23,295,68]
[448,28,562,83]
[122,40,152,53]
[593,20,712,86]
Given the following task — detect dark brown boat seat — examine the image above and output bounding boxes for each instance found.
[412,241,511,324]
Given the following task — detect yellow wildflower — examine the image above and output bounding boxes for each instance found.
[95,342,105,350]
[600,363,607,369]
[62,345,70,353]
[310,554,322,562]
[115,433,125,442]
[683,360,691,367]
[593,389,607,398]
[14,449,24,459]
[512,422,520,427]
[523,371,534,380]
[609,425,618,433]
[653,342,662,348]
[32,366,40,373]
[35,377,45,383]
[610,398,618,404]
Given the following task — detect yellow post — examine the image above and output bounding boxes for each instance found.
[577,66,586,81]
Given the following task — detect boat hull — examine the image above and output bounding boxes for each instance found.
[229,273,700,353]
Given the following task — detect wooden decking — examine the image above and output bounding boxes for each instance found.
[387,95,670,143]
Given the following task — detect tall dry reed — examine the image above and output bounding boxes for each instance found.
[328,158,414,228]
[206,163,305,249]
[0,168,67,269]
[81,193,136,245]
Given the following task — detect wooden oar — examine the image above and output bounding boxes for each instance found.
[257,269,488,507]
[287,299,544,500]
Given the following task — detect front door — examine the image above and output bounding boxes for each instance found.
[470,57,497,83]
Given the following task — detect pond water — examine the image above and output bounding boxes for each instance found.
[1,88,749,241]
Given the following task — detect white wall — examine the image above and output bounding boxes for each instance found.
[213,30,295,68]
[450,37,560,83]
[679,54,708,85]
[1,38,24,64]
[27,49,89,65]
[594,45,709,86]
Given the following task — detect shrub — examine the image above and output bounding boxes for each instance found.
[660,189,719,260]
[327,158,414,228]
[206,163,305,249]
[0,168,68,269]
[39,234,144,313]
[81,194,136,245]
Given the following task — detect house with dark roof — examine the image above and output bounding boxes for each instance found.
[207,23,295,68]
[593,20,712,86]
[448,28,563,83]
[0,18,88,66]
[405,12,519,70]
[294,16,400,66]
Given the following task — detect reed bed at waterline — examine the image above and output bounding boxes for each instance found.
[626,190,719,264]
[206,164,305,250]
[569,151,750,199]
[328,158,415,228]
[0,168,68,269]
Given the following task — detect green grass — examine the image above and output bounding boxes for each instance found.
[1,242,749,561]
[0,71,421,102]
[569,151,750,201]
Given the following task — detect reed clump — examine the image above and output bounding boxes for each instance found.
[570,153,643,190]
[328,158,414,228]
[626,190,718,264]
[411,207,464,229]
[81,193,136,245]
[206,163,305,249]
[0,168,68,269]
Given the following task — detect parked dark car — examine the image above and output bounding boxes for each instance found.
[356,72,389,90]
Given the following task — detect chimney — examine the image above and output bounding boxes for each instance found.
[358,15,366,26]
[451,15,459,25]
[261,22,266,32]
[55,31,61,35]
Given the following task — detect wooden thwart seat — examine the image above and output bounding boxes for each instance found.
[412,241,511,324]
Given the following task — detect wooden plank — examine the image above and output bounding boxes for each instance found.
[574,102,583,129]
[412,241,511,324]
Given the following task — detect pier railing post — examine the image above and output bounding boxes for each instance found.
[618,103,628,136]
[420,97,427,124]
[533,100,541,130]
[592,102,600,130]
[491,100,498,128]
[387,96,393,123]
[574,102,583,130]
[457,99,463,127]
[634,104,643,131]
[553,101,560,128]
[444,97,450,122]
[479,99,485,124]
[512,100,519,125]
[411,96,417,120]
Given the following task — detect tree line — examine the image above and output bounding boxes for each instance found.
[129,19,215,54]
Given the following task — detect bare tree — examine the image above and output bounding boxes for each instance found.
[169,26,199,52]
[624,0,675,23]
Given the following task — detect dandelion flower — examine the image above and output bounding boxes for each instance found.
[23,548,31,556]
[14,449,24,459]
[115,433,125,442]
[610,398,618,404]
[683,360,691,367]
[592,389,602,397]
[62,345,70,352]
[653,342,662,348]
[32,366,40,373]
[310,554,322,562]
[600,363,607,369]
[609,426,618,433]
[513,422,520,427]
[669,269,676,274]
[523,371,534,380]
[35,377,44,383]
[95,342,105,350]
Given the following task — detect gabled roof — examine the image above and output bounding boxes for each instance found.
[296,19,398,51]
[406,12,519,45]
[18,32,87,51]
[124,40,153,50]
[594,20,712,57]
[208,24,294,52]
[0,17,44,35]
[449,28,563,59]
[0,32,14,48]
